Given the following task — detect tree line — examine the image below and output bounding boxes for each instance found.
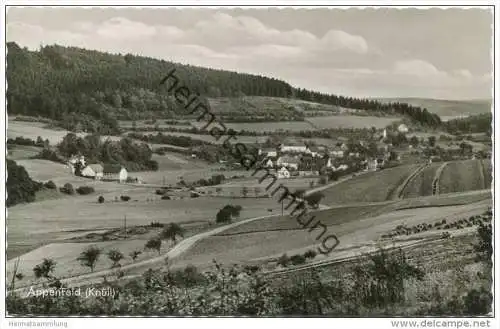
[7,42,441,132]
[58,133,158,171]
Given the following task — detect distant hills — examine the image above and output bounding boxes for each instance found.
[375,98,492,119]
[7,42,441,133]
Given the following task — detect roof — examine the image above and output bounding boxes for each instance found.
[103,164,125,174]
[86,164,103,173]
[278,156,300,164]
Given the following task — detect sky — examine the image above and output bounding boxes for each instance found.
[6,7,494,100]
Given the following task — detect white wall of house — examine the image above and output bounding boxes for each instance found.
[278,167,290,179]
[119,168,128,183]
[81,166,96,178]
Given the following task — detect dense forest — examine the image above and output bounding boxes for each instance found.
[444,113,492,135]
[6,159,43,207]
[7,42,441,133]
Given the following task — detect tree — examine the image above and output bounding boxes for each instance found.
[428,136,437,147]
[161,223,184,244]
[61,183,75,195]
[77,245,101,273]
[6,159,42,207]
[129,250,142,262]
[145,238,162,255]
[409,136,419,147]
[304,192,324,208]
[107,249,124,268]
[474,223,492,265]
[216,208,232,223]
[98,195,105,203]
[33,258,57,280]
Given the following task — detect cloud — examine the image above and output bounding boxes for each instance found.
[95,17,157,39]
[393,59,444,77]
[318,30,369,54]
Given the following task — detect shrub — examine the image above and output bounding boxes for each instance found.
[156,189,166,195]
[129,250,142,262]
[277,254,290,267]
[44,180,57,189]
[289,254,306,266]
[120,195,131,202]
[303,249,317,259]
[76,186,95,195]
[107,249,124,268]
[161,195,171,200]
[145,238,162,255]
[216,208,232,223]
[169,265,206,288]
[98,196,105,203]
[463,287,492,315]
[34,149,64,163]
[304,192,324,208]
[60,183,75,195]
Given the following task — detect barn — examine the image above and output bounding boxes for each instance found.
[81,164,104,180]
[103,164,128,183]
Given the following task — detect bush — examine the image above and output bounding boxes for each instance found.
[161,195,171,200]
[289,254,306,266]
[277,254,290,267]
[216,208,232,223]
[303,249,317,259]
[34,149,64,164]
[169,265,206,288]
[463,287,492,315]
[60,183,75,195]
[98,196,104,203]
[44,180,57,189]
[120,195,131,202]
[76,186,95,195]
[156,189,166,195]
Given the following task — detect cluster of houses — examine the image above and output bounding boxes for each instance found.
[68,155,129,183]
[256,142,392,179]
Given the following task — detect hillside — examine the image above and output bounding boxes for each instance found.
[376,97,491,118]
[6,42,441,134]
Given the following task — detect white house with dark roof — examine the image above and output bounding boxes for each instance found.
[103,164,128,183]
[81,164,104,180]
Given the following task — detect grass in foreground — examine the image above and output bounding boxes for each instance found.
[6,223,492,316]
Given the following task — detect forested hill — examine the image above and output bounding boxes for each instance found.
[6,42,441,133]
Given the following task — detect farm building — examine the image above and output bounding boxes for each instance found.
[279,144,309,154]
[330,146,344,158]
[276,155,300,170]
[277,167,290,179]
[103,164,128,183]
[81,164,104,180]
[260,148,278,158]
[263,158,274,168]
[398,124,409,133]
[367,159,378,171]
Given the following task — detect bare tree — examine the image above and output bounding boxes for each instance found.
[129,250,142,262]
